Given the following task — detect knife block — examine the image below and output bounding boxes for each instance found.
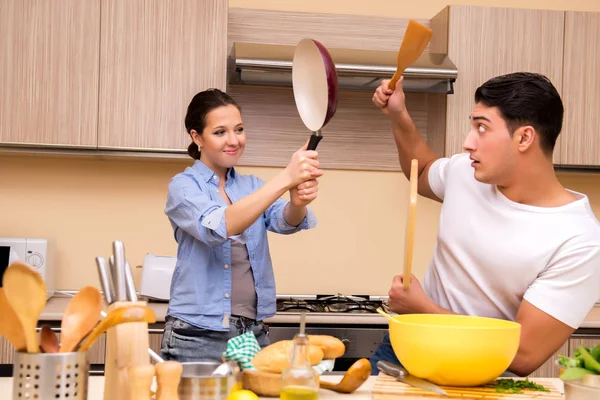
[103,301,152,400]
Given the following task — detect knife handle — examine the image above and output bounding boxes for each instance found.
[377,360,405,377]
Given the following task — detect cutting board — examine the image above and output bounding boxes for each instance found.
[372,373,564,399]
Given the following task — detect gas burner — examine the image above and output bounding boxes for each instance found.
[276,294,391,314]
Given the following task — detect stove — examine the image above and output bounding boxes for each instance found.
[265,294,391,372]
[277,294,391,314]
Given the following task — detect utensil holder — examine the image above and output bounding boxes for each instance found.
[13,351,89,400]
[103,300,151,400]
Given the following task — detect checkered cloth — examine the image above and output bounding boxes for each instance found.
[222,331,262,370]
[221,332,335,373]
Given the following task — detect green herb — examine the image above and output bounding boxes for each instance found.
[491,378,551,394]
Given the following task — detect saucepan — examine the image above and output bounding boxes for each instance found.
[178,361,241,400]
[292,38,339,150]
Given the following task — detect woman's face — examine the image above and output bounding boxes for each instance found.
[192,104,246,174]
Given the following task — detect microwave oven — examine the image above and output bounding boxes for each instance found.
[0,237,54,299]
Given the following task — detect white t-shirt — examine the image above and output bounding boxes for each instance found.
[424,153,600,329]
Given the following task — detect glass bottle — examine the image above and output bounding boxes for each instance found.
[280,313,319,400]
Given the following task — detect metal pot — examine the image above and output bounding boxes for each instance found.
[178,361,241,400]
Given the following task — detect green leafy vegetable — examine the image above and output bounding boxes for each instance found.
[492,378,550,394]
[559,345,600,381]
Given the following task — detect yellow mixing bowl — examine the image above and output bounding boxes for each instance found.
[388,314,521,387]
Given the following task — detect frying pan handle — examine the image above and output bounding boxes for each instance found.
[307,133,323,151]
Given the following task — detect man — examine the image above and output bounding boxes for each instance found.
[370,72,600,376]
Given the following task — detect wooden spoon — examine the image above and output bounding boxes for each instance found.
[376,308,398,323]
[59,286,103,353]
[127,364,155,400]
[155,361,183,400]
[40,324,59,353]
[389,20,433,91]
[319,358,371,393]
[403,159,418,291]
[0,287,26,351]
[78,305,157,352]
[2,262,47,353]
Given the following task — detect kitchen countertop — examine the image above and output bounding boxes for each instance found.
[0,375,566,400]
[0,374,378,400]
[40,296,600,328]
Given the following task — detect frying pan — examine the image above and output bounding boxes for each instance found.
[292,39,339,151]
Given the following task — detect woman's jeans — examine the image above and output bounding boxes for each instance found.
[160,315,270,363]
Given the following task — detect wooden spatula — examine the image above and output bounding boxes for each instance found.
[0,287,26,351]
[59,286,103,353]
[389,20,433,91]
[77,305,157,352]
[2,262,47,353]
[403,159,418,290]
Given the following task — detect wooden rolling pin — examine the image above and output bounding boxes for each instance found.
[156,361,183,400]
[127,364,155,400]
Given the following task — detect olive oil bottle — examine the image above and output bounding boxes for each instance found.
[280,313,319,400]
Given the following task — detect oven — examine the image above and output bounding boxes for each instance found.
[264,294,391,371]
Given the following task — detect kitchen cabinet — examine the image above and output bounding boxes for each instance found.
[569,336,600,353]
[528,341,568,378]
[0,333,106,364]
[97,0,228,151]
[559,12,600,166]
[432,6,565,163]
[0,0,100,148]
[149,331,163,362]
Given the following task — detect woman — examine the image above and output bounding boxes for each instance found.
[160,89,322,362]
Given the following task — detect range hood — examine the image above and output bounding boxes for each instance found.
[228,42,458,94]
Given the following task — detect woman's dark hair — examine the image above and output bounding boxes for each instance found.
[184,88,241,159]
[474,72,564,155]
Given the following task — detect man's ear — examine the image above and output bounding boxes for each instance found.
[515,126,536,152]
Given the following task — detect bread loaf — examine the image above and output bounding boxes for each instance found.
[307,335,346,358]
[252,340,324,373]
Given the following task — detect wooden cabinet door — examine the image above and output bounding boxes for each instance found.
[442,6,565,162]
[528,341,568,378]
[560,12,600,166]
[98,0,228,151]
[0,0,100,147]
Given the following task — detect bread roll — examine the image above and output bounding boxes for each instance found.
[307,335,346,358]
[252,340,324,373]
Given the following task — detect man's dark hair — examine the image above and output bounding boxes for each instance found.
[474,72,564,154]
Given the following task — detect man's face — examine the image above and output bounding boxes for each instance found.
[463,103,519,185]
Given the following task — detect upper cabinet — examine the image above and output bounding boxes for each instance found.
[98,0,228,151]
[432,6,565,162]
[0,0,100,148]
[559,12,600,166]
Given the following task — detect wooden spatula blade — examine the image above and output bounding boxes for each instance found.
[389,20,433,90]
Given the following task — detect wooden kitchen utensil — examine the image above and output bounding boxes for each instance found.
[372,373,563,399]
[127,364,156,400]
[403,159,418,291]
[319,358,371,393]
[59,285,103,353]
[78,304,156,352]
[389,20,433,91]
[39,324,59,353]
[0,287,26,351]
[155,361,183,400]
[2,262,47,353]
[103,301,155,400]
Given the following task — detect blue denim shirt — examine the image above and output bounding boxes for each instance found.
[164,160,317,331]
